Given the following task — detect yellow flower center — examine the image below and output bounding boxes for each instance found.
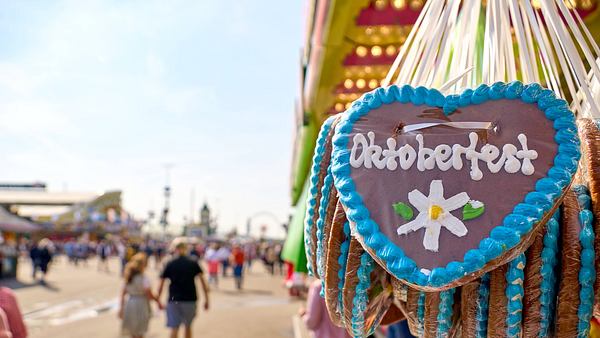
[429,205,444,220]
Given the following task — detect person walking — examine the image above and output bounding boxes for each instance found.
[204,244,220,288]
[28,242,40,280]
[0,308,13,338]
[300,279,351,338]
[36,239,53,284]
[158,239,209,338]
[119,253,162,338]
[96,240,111,272]
[230,244,245,290]
[0,287,27,338]
[216,245,230,277]
[264,246,276,275]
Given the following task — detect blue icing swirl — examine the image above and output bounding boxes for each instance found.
[513,203,544,219]
[505,253,526,338]
[537,89,558,110]
[417,292,426,336]
[463,249,486,272]
[397,85,414,103]
[443,94,460,115]
[475,274,490,338]
[504,81,524,99]
[479,238,503,261]
[471,84,490,104]
[430,267,450,286]
[446,261,466,280]
[436,288,456,338]
[503,214,534,236]
[545,105,571,121]
[535,178,562,196]
[548,167,571,187]
[329,82,579,288]
[459,89,474,106]
[351,252,375,338]
[490,226,520,249]
[304,116,335,276]
[553,115,576,131]
[337,222,351,321]
[524,192,553,209]
[574,186,595,338]
[412,86,429,105]
[489,82,506,99]
[521,83,543,103]
[539,212,559,337]
[378,87,395,104]
[426,88,445,107]
[316,162,335,296]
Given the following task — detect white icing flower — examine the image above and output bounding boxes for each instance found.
[469,200,483,209]
[397,180,470,252]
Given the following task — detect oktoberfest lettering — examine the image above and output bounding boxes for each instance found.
[349,131,538,181]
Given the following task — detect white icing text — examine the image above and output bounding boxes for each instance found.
[349,132,538,181]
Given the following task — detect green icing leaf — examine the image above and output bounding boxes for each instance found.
[393,202,413,220]
[463,202,485,221]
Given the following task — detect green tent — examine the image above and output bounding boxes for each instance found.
[281,181,309,273]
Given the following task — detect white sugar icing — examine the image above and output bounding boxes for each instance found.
[469,200,484,208]
[349,131,538,181]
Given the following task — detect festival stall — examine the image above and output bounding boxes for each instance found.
[49,191,141,240]
[0,207,39,278]
[301,0,600,337]
[285,0,428,276]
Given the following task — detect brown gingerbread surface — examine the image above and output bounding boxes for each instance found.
[323,201,348,326]
[307,117,340,278]
[342,239,392,337]
[522,225,545,337]
[487,263,509,338]
[577,118,600,317]
[555,190,582,337]
[460,279,482,337]
[347,99,557,270]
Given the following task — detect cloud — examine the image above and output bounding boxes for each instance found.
[0,100,71,134]
[0,0,300,238]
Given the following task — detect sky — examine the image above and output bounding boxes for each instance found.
[0,0,305,239]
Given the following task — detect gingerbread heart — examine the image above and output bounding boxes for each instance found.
[331,81,580,290]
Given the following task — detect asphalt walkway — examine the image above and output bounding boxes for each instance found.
[3,256,301,338]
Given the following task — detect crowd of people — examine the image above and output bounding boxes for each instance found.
[0,235,289,338]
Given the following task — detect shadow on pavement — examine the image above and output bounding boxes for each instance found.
[0,279,60,292]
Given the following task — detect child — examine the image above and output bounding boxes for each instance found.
[204,243,220,287]
[207,259,219,287]
[230,244,245,290]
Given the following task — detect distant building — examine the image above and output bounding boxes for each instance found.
[0,182,139,237]
[185,202,216,238]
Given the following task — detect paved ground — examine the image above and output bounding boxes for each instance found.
[2,256,302,338]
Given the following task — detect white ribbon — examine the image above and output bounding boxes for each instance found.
[401,121,493,133]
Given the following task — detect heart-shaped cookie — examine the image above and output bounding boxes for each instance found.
[305,115,338,278]
[331,81,580,290]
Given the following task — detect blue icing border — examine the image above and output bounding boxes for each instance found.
[317,160,335,296]
[574,185,595,338]
[539,211,560,338]
[436,288,456,338]
[475,273,490,338]
[351,251,375,338]
[304,116,336,276]
[337,221,351,319]
[417,291,426,336]
[330,81,580,288]
[505,253,526,338]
